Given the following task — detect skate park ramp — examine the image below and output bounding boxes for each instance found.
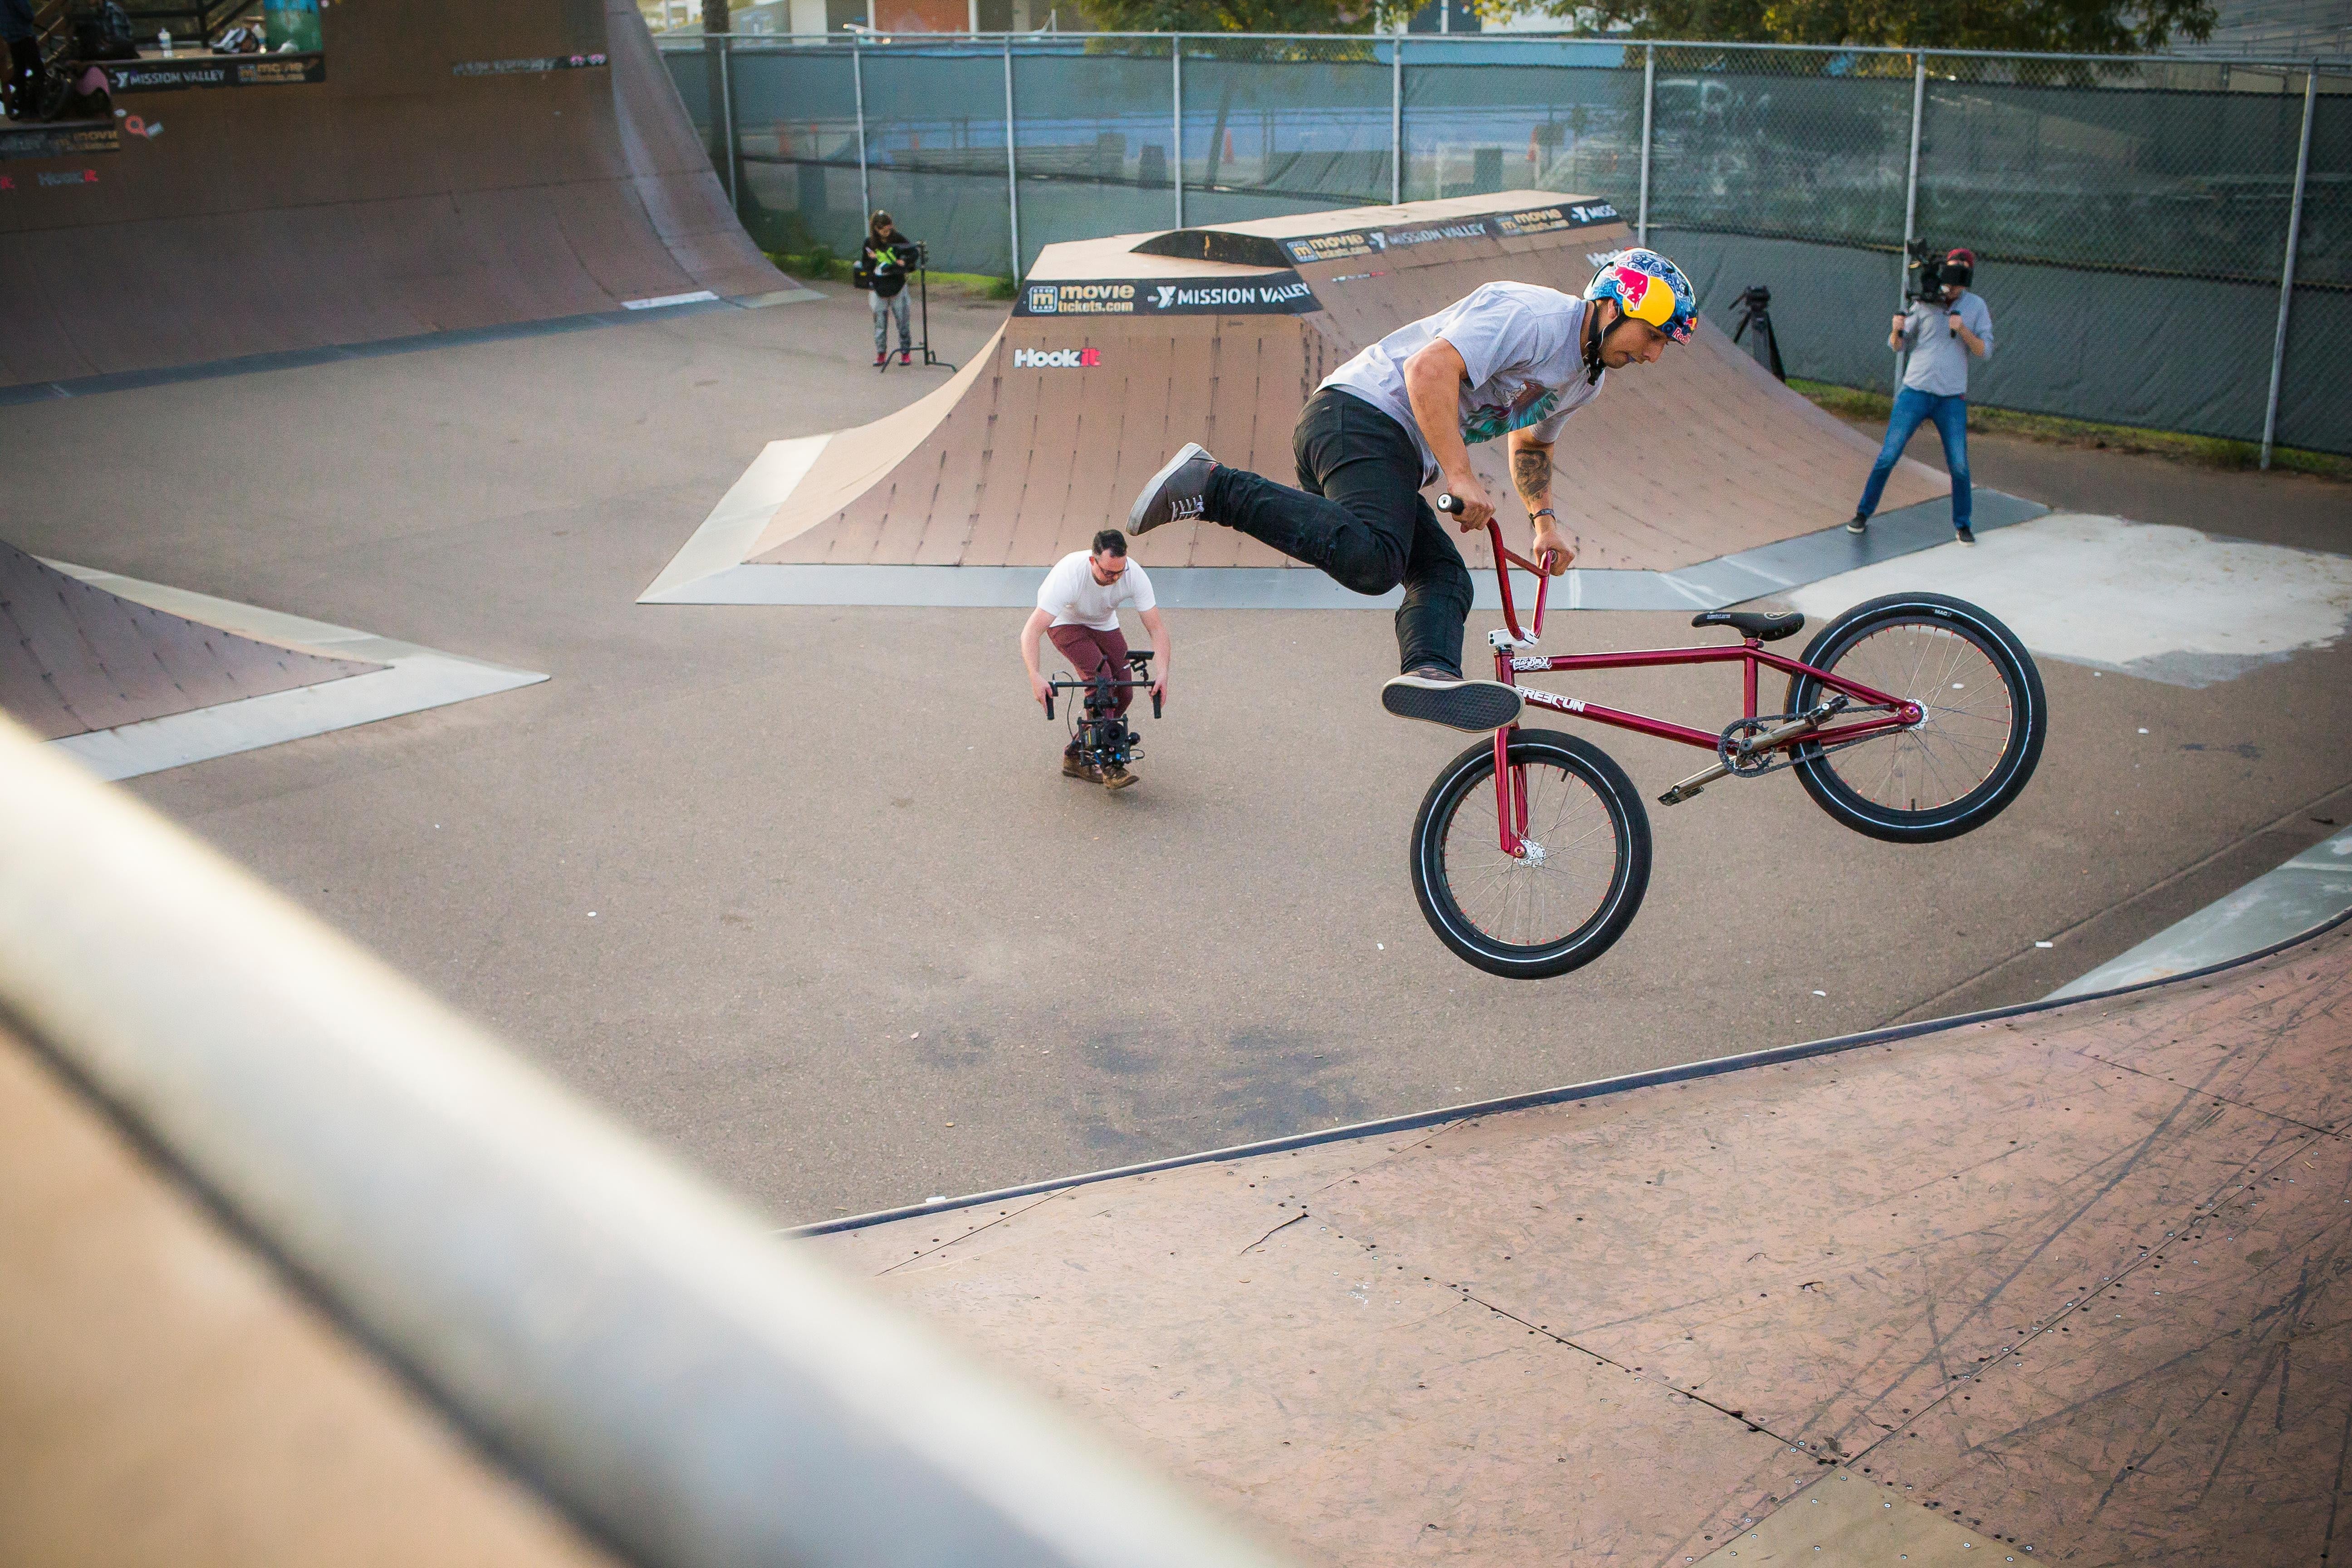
[0,0,786,396]
[644,190,2020,609]
[811,912,2352,1566]
[1,540,544,779]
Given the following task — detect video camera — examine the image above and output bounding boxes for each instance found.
[1903,240,1973,307]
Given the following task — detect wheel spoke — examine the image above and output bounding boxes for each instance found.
[1811,619,2017,814]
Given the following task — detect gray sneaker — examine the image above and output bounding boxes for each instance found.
[1380,669,1524,732]
[1128,443,1215,534]
[1846,513,1867,534]
[1955,524,1976,545]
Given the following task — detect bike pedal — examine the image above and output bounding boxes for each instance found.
[1658,783,1700,806]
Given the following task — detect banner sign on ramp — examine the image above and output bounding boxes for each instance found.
[106,53,326,92]
[452,54,612,76]
[0,127,116,163]
[1276,201,1622,265]
[1017,274,1318,318]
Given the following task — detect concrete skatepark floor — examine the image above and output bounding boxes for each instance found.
[3,286,2346,1223]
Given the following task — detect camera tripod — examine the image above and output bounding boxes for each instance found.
[1730,284,1785,381]
[878,243,955,374]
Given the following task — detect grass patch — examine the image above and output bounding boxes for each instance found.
[765,250,1016,300]
[1787,377,2350,480]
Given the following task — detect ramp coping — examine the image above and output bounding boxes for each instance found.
[647,490,2045,610]
[36,558,546,781]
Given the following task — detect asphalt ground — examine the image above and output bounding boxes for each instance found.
[5,283,2346,1222]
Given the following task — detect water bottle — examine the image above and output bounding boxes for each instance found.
[158,27,172,53]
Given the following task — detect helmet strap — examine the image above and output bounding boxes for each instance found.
[1582,300,1609,384]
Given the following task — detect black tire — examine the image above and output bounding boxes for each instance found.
[1784,592,2046,844]
[1411,729,1651,980]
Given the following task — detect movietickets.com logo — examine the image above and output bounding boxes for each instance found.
[1012,347,1101,368]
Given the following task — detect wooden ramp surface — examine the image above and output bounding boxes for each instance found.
[0,540,381,741]
[746,192,1943,578]
[816,920,2352,1567]
[0,0,776,390]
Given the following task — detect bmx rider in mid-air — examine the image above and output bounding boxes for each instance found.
[1127,248,1698,732]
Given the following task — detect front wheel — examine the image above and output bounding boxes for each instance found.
[1785,592,2046,843]
[1411,729,1651,980]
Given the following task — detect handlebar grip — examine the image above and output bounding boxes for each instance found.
[1436,493,1463,515]
[1044,691,1054,721]
[1152,691,1163,719]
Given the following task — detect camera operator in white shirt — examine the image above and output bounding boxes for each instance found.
[1019,529,1171,790]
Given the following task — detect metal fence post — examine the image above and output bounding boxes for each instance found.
[1171,36,1185,227]
[852,33,870,224]
[1897,50,1926,392]
[1635,43,1652,245]
[1390,36,1403,205]
[2261,64,2318,470]
[1004,34,1022,278]
[719,34,738,212]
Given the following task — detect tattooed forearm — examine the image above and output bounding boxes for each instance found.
[1511,443,1553,510]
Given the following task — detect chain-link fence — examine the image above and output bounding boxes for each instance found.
[665,35,2347,456]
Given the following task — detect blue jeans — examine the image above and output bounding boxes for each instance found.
[1856,387,1970,529]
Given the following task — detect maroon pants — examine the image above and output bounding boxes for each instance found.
[1049,623,1133,720]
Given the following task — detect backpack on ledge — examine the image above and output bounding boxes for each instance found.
[73,3,142,62]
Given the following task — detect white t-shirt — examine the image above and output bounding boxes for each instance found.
[1037,550,1156,632]
[1320,281,1607,483]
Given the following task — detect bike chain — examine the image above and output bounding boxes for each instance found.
[1715,703,1899,780]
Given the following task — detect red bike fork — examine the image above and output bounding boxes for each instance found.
[1494,723,1528,857]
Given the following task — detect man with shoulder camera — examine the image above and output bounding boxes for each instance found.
[1848,247,1993,544]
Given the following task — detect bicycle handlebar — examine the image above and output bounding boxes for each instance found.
[1437,493,1553,644]
[1042,674,1161,723]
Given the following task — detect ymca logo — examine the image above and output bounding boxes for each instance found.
[1012,347,1100,368]
[1153,285,1177,309]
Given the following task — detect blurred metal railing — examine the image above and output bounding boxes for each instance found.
[0,710,1286,1568]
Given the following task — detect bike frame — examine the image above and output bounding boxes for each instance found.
[1480,521,1921,857]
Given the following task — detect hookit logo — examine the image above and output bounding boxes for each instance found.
[1013,347,1101,368]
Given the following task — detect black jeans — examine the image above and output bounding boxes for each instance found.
[1203,388,1475,678]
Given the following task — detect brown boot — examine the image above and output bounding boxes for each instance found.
[1099,761,1137,790]
[1062,748,1097,781]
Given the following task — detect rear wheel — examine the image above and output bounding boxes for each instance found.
[1784,593,2045,843]
[1411,730,1651,980]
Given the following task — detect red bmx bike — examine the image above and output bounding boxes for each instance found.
[1413,505,2047,979]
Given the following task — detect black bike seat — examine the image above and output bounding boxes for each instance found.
[1692,610,1805,642]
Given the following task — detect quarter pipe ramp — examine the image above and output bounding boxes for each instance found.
[0,0,781,392]
[646,191,1968,608]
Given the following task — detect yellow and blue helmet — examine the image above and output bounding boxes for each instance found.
[1583,248,1697,343]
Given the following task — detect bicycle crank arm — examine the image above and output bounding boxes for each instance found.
[1656,709,1834,805]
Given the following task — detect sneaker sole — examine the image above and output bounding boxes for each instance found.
[1127,443,1209,534]
[1381,678,1524,732]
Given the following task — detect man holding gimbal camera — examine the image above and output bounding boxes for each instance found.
[1848,246,1993,544]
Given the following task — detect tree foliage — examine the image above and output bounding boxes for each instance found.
[1520,0,2215,52]
[1075,0,1378,31]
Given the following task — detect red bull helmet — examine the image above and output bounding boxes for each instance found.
[1583,248,1698,344]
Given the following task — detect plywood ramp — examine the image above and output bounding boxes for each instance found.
[0,540,381,741]
[816,920,2352,1567]
[0,0,777,390]
[735,191,1941,580]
